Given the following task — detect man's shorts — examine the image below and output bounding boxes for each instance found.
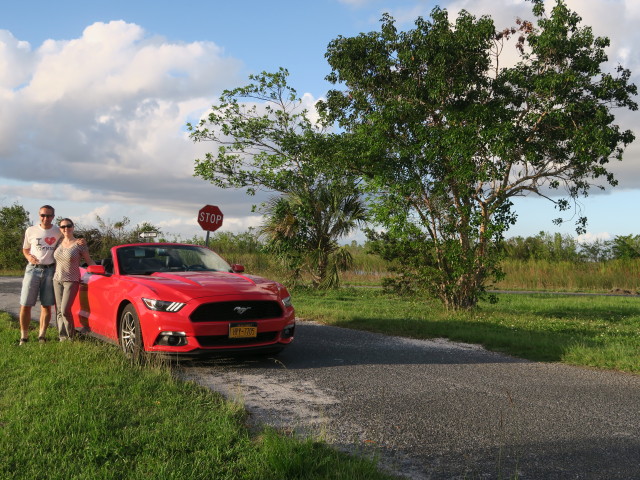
[20,264,56,307]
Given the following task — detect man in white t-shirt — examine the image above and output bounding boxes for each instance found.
[19,205,62,344]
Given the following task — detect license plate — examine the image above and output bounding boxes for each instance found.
[229,323,258,338]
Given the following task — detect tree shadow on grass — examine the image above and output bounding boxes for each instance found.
[328,315,599,364]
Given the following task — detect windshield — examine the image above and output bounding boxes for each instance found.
[116,245,232,275]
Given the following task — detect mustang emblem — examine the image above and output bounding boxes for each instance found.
[233,306,252,315]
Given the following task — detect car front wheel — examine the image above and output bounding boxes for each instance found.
[120,304,144,360]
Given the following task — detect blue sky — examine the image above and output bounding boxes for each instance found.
[1,0,638,244]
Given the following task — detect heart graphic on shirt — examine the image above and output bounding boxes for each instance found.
[44,237,57,246]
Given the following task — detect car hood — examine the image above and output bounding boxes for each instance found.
[126,271,283,301]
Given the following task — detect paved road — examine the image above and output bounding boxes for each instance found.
[0,276,31,319]
[180,323,640,479]
[2,277,639,479]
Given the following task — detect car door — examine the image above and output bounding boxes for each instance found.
[76,269,119,340]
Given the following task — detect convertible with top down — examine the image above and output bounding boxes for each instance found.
[73,243,295,357]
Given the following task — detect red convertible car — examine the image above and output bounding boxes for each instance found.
[73,243,295,357]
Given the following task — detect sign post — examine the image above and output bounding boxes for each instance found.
[198,205,224,247]
[139,231,158,242]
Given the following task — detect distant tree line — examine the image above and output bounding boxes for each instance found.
[502,232,640,263]
[76,216,166,260]
[0,202,271,271]
[3,202,639,272]
[0,203,167,269]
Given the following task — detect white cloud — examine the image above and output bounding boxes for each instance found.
[577,232,612,244]
[0,21,255,237]
[0,30,33,91]
[72,204,113,227]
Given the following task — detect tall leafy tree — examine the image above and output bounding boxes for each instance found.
[188,69,366,287]
[189,68,337,196]
[319,0,636,308]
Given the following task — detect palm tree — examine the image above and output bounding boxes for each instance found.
[261,182,368,288]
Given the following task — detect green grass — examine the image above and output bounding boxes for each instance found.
[496,259,640,293]
[292,288,640,374]
[0,313,394,480]
[0,269,23,276]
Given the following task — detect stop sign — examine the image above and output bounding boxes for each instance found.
[198,205,224,232]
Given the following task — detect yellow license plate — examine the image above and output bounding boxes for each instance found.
[229,323,258,338]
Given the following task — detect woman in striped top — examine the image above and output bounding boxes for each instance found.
[53,218,95,341]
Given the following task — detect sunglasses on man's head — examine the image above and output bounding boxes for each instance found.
[40,214,54,218]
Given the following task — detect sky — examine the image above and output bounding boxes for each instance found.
[1,0,638,244]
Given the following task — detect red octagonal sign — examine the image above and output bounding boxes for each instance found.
[198,205,224,232]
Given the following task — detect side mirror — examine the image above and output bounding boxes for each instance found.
[87,265,106,275]
[231,264,245,273]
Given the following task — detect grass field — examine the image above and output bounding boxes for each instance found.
[495,259,640,293]
[292,288,640,374]
[223,255,640,293]
[0,312,394,480]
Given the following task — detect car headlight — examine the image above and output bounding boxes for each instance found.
[142,298,186,312]
[282,296,293,308]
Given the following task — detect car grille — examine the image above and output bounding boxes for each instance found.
[190,301,283,322]
[196,332,279,347]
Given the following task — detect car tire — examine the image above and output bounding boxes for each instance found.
[119,304,144,361]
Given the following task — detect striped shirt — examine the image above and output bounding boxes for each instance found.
[54,241,89,282]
